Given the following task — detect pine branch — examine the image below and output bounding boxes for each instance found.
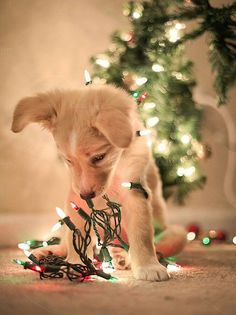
[146,0,236,105]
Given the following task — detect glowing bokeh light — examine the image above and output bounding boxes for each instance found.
[187,232,196,241]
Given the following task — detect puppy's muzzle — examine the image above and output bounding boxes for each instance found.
[80,191,96,200]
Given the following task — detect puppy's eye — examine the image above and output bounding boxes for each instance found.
[91,154,106,165]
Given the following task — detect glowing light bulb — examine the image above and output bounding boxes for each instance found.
[132,11,141,19]
[18,243,30,250]
[95,58,110,68]
[121,182,132,189]
[24,250,32,258]
[202,237,211,246]
[152,64,164,72]
[146,116,159,127]
[120,32,133,41]
[187,232,196,241]
[184,166,195,177]
[42,241,48,247]
[143,102,156,110]
[173,72,184,80]
[51,221,62,233]
[181,134,191,144]
[84,69,91,84]
[168,27,180,43]
[167,263,181,271]
[156,140,169,154]
[70,201,79,210]
[177,167,185,177]
[232,236,236,245]
[32,265,43,272]
[13,259,25,266]
[56,207,67,219]
[175,22,186,30]
[209,230,217,239]
[24,250,39,264]
[136,77,147,86]
[137,129,151,137]
[102,261,114,274]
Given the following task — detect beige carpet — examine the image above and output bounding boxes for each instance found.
[0,243,236,315]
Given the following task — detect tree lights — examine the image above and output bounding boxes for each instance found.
[90,0,210,203]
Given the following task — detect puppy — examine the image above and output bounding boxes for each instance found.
[11,85,186,281]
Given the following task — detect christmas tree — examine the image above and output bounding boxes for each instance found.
[90,0,235,203]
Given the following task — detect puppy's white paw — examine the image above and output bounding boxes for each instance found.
[133,263,170,281]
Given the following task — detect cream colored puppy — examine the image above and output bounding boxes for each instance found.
[12,85,186,281]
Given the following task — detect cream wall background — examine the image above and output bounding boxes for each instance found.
[0,0,235,244]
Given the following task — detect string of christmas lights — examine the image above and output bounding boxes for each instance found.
[14,194,131,281]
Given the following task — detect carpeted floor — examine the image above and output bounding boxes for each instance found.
[0,243,235,315]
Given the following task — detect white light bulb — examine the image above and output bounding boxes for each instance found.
[136,77,147,86]
[56,207,66,219]
[143,102,156,110]
[173,72,184,80]
[232,236,236,245]
[24,250,32,258]
[177,167,185,177]
[175,22,186,30]
[152,64,164,72]
[167,263,181,272]
[51,221,62,233]
[181,134,191,145]
[168,27,180,43]
[132,11,141,19]
[184,166,195,177]
[187,232,196,241]
[138,129,151,136]
[42,241,48,247]
[18,243,30,250]
[102,261,114,274]
[121,182,132,189]
[84,69,91,83]
[156,140,169,154]
[146,116,159,127]
[96,58,110,68]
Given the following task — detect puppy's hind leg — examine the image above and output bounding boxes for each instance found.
[155,225,187,258]
[147,163,187,258]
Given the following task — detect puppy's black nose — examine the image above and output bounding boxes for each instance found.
[80,191,96,200]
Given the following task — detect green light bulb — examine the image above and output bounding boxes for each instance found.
[12,259,26,266]
[202,237,211,246]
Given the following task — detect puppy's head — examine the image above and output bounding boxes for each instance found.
[12,85,136,199]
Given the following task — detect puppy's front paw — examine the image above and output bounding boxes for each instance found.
[133,263,170,281]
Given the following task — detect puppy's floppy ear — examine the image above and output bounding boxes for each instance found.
[11,94,57,133]
[95,108,134,148]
